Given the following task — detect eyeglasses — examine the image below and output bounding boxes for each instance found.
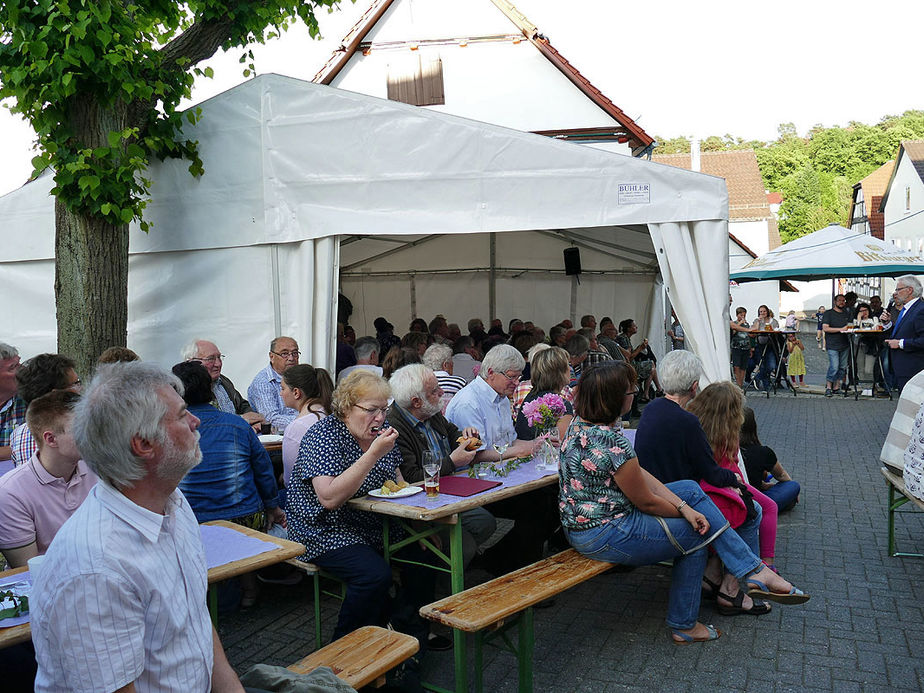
[495,370,521,384]
[894,285,912,295]
[271,350,300,359]
[195,354,225,364]
[354,403,390,416]
[625,390,637,397]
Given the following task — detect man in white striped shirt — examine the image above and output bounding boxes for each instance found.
[31,362,248,693]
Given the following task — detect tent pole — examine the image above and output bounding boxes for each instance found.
[271,244,282,337]
[410,274,417,320]
[489,233,497,320]
[570,276,578,325]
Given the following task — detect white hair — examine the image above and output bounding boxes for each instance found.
[897,275,922,299]
[422,344,452,371]
[389,364,433,408]
[526,342,551,362]
[658,350,703,395]
[0,343,18,360]
[480,344,525,379]
[180,338,208,361]
[72,362,183,490]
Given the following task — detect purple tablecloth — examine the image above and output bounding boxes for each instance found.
[373,457,555,510]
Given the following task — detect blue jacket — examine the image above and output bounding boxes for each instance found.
[179,404,279,522]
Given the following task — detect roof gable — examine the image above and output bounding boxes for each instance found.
[312,0,653,154]
[879,140,924,211]
[652,150,771,220]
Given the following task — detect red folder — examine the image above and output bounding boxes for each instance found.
[439,475,502,497]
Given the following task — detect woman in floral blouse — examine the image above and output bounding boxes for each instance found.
[559,361,809,644]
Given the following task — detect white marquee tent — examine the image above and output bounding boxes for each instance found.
[0,74,731,384]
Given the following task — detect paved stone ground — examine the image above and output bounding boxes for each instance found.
[220,388,924,692]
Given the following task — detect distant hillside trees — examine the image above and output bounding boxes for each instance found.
[654,110,924,242]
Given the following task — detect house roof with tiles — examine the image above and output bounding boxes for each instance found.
[652,150,772,222]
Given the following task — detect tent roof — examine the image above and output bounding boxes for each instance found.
[311,0,654,154]
[0,74,725,264]
[730,224,924,282]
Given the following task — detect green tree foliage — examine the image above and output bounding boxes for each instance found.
[0,0,339,373]
[656,111,924,243]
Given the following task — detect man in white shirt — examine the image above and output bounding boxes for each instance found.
[31,362,248,693]
[445,345,557,574]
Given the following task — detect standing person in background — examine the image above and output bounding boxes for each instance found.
[884,275,924,392]
[815,306,825,349]
[822,295,851,397]
[786,333,806,387]
[668,310,686,350]
[730,307,752,388]
[750,306,779,393]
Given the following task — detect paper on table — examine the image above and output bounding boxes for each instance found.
[199,524,280,570]
[0,572,31,628]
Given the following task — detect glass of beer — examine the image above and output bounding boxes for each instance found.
[422,451,440,498]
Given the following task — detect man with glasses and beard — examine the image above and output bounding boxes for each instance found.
[248,336,301,430]
[31,362,251,693]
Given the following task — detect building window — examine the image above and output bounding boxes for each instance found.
[906,186,911,212]
[387,54,445,106]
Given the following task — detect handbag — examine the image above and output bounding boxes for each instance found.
[699,480,751,528]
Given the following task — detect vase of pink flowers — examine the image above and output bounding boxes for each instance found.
[521,393,567,471]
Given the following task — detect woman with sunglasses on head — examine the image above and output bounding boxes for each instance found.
[286,370,436,665]
[559,361,809,645]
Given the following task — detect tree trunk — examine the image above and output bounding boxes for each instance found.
[55,199,129,376]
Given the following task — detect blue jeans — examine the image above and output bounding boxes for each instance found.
[756,342,777,389]
[762,480,800,513]
[826,347,849,384]
[563,480,762,630]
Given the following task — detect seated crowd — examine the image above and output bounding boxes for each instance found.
[0,310,812,689]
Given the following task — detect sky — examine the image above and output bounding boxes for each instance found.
[1,0,922,197]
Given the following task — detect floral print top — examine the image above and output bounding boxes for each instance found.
[559,416,636,530]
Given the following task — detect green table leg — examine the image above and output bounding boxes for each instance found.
[517,608,534,693]
[208,584,218,627]
[449,518,468,693]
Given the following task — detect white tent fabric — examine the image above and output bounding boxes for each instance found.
[0,74,730,384]
[730,224,924,282]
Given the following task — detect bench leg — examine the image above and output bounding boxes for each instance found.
[517,608,534,693]
[474,632,484,693]
[887,483,924,558]
[313,571,322,650]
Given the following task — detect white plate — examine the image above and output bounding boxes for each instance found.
[368,485,424,499]
[258,434,283,443]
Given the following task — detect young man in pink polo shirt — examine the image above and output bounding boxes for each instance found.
[0,390,96,567]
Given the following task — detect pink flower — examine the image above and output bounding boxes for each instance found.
[581,459,598,472]
[609,446,624,455]
[570,478,584,491]
[575,515,590,524]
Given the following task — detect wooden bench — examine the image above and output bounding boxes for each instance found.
[881,466,924,557]
[288,625,418,689]
[284,558,348,649]
[420,548,611,693]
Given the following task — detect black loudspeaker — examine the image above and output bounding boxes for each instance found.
[563,247,582,276]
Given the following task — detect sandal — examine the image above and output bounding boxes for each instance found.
[670,624,722,644]
[701,575,721,601]
[746,578,810,605]
[716,590,771,616]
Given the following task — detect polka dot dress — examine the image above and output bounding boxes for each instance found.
[286,415,403,561]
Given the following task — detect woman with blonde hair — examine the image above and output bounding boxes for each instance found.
[286,370,435,648]
[514,346,573,441]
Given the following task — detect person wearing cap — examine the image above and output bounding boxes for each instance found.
[374,317,401,358]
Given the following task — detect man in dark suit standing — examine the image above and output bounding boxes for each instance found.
[885,275,924,391]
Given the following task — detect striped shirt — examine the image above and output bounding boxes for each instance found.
[881,369,924,472]
[9,422,37,466]
[32,482,213,693]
